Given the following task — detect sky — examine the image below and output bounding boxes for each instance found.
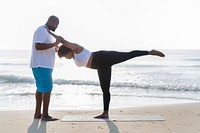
[0,0,200,50]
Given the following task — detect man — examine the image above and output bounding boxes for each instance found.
[30,15,60,121]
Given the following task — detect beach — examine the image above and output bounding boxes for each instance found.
[0,102,200,133]
[1,49,200,133]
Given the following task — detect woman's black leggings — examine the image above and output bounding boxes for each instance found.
[91,50,148,111]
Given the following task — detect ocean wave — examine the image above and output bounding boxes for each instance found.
[0,92,63,97]
[183,58,200,61]
[0,63,29,66]
[1,74,200,92]
[0,74,100,86]
[0,75,34,84]
[177,65,200,68]
[119,63,200,68]
[88,92,200,101]
[54,79,99,86]
[117,64,167,68]
[0,92,35,97]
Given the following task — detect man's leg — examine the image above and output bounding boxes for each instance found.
[34,91,42,118]
[42,92,51,117]
[41,92,58,121]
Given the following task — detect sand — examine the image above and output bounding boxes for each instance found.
[0,103,200,133]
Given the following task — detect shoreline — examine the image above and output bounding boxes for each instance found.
[0,99,198,111]
[0,102,200,133]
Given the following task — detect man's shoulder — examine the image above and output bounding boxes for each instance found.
[36,25,46,31]
[35,25,48,35]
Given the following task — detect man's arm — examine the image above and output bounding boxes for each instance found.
[35,38,60,50]
[35,42,58,50]
[48,30,83,54]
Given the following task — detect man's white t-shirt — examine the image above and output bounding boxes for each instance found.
[30,26,56,69]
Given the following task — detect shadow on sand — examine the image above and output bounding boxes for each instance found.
[104,119,120,133]
[27,119,47,133]
[27,117,120,133]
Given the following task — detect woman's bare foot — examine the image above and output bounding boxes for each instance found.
[149,49,165,57]
[94,111,109,119]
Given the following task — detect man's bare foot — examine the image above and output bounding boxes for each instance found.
[149,49,165,57]
[34,114,42,119]
[94,111,109,119]
[41,115,59,121]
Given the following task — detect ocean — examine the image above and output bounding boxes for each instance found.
[0,49,200,110]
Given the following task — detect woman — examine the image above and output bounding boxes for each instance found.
[49,31,165,118]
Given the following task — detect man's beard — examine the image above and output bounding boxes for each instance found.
[51,29,56,32]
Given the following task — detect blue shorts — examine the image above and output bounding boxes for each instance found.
[32,67,53,93]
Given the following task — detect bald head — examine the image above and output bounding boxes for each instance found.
[46,15,59,31]
[47,15,59,23]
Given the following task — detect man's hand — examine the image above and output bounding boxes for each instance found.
[55,45,59,52]
[55,36,62,45]
[59,36,65,44]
